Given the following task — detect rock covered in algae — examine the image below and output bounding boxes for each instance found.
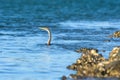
[105,60,120,77]
[65,47,120,79]
[75,48,98,54]
[67,48,106,77]
[109,46,120,61]
[109,30,120,38]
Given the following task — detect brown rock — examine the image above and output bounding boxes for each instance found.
[105,60,120,77]
[109,30,120,38]
[109,46,120,61]
[66,47,120,79]
[61,76,67,80]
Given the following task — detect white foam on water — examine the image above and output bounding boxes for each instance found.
[58,21,120,29]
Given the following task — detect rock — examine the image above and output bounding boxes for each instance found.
[67,63,77,70]
[67,48,106,77]
[75,48,90,53]
[105,60,120,77]
[66,47,120,79]
[61,76,67,80]
[109,46,120,61]
[75,48,98,54]
[109,30,120,38]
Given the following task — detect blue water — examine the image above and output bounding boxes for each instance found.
[0,0,120,80]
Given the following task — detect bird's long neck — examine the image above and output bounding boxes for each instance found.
[47,29,51,45]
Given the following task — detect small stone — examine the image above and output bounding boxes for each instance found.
[61,76,67,80]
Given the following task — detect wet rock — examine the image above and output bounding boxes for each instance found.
[75,48,89,53]
[75,48,98,54]
[105,60,120,77]
[66,47,120,79]
[67,63,77,70]
[61,75,67,80]
[67,48,106,77]
[109,46,120,61]
[109,30,120,38]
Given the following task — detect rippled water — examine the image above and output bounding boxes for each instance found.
[0,0,120,80]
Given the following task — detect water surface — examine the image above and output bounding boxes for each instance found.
[0,0,120,80]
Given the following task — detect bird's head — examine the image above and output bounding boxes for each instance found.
[39,27,50,32]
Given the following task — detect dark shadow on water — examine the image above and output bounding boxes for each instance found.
[35,43,77,52]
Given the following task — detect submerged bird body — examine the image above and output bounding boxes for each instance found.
[39,27,52,45]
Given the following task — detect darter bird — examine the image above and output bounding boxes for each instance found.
[39,27,52,45]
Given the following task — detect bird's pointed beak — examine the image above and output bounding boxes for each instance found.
[39,27,46,30]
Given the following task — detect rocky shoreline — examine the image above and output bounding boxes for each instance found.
[62,31,120,80]
[109,30,120,38]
